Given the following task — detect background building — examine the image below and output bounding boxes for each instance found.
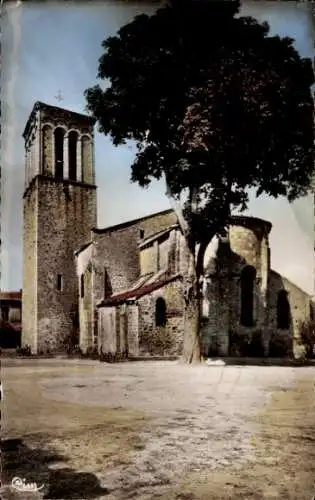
[0,290,22,349]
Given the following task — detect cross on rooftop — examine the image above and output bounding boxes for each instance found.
[55,90,64,103]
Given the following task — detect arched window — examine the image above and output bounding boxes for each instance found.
[54,127,65,179]
[240,265,256,327]
[277,290,290,329]
[155,297,166,327]
[68,131,78,181]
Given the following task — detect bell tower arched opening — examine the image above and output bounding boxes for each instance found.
[68,130,78,181]
[54,127,65,179]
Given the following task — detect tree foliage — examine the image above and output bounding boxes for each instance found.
[85,0,314,363]
[85,0,314,260]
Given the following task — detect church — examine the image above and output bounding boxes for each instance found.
[22,102,312,358]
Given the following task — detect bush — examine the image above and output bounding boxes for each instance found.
[228,330,265,357]
[16,344,31,356]
[99,347,128,363]
[229,331,251,357]
[85,346,99,359]
[268,333,291,357]
[299,319,315,359]
[207,341,220,357]
[248,330,265,357]
[66,343,83,357]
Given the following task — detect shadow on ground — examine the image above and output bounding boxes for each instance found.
[207,356,315,367]
[2,438,109,499]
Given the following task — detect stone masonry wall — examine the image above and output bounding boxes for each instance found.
[98,307,117,354]
[127,304,139,355]
[22,185,38,351]
[140,245,158,276]
[42,125,53,175]
[228,223,269,338]
[36,176,97,352]
[159,237,170,271]
[268,270,311,358]
[201,220,271,357]
[93,210,176,293]
[79,264,93,352]
[139,232,172,277]
[91,210,176,346]
[76,243,93,352]
[137,279,184,356]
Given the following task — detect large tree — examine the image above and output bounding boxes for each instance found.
[85,0,314,363]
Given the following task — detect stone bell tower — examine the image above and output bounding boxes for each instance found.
[22,102,97,353]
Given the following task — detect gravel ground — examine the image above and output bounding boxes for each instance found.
[36,360,309,499]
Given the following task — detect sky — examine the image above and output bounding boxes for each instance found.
[1,1,314,294]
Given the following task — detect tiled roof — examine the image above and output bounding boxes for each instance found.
[0,291,22,301]
[98,273,182,307]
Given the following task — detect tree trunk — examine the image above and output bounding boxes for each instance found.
[164,184,217,364]
[181,249,202,364]
[182,281,201,363]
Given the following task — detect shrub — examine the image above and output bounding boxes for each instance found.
[66,343,83,357]
[207,344,220,358]
[229,330,251,357]
[16,344,31,356]
[268,333,291,357]
[85,346,99,359]
[299,319,315,359]
[99,347,128,363]
[247,330,265,357]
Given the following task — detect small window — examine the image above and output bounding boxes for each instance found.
[139,229,144,239]
[80,274,85,298]
[57,274,63,291]
[155,297,166,327]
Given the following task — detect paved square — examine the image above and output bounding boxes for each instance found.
[2,359,315,499]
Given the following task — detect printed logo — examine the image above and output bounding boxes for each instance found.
[11,477,45,492]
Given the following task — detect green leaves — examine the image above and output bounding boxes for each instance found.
[85,0,314,245]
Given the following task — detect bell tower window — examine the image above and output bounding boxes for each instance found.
[68,131,78,181]
[54,127,65,179]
